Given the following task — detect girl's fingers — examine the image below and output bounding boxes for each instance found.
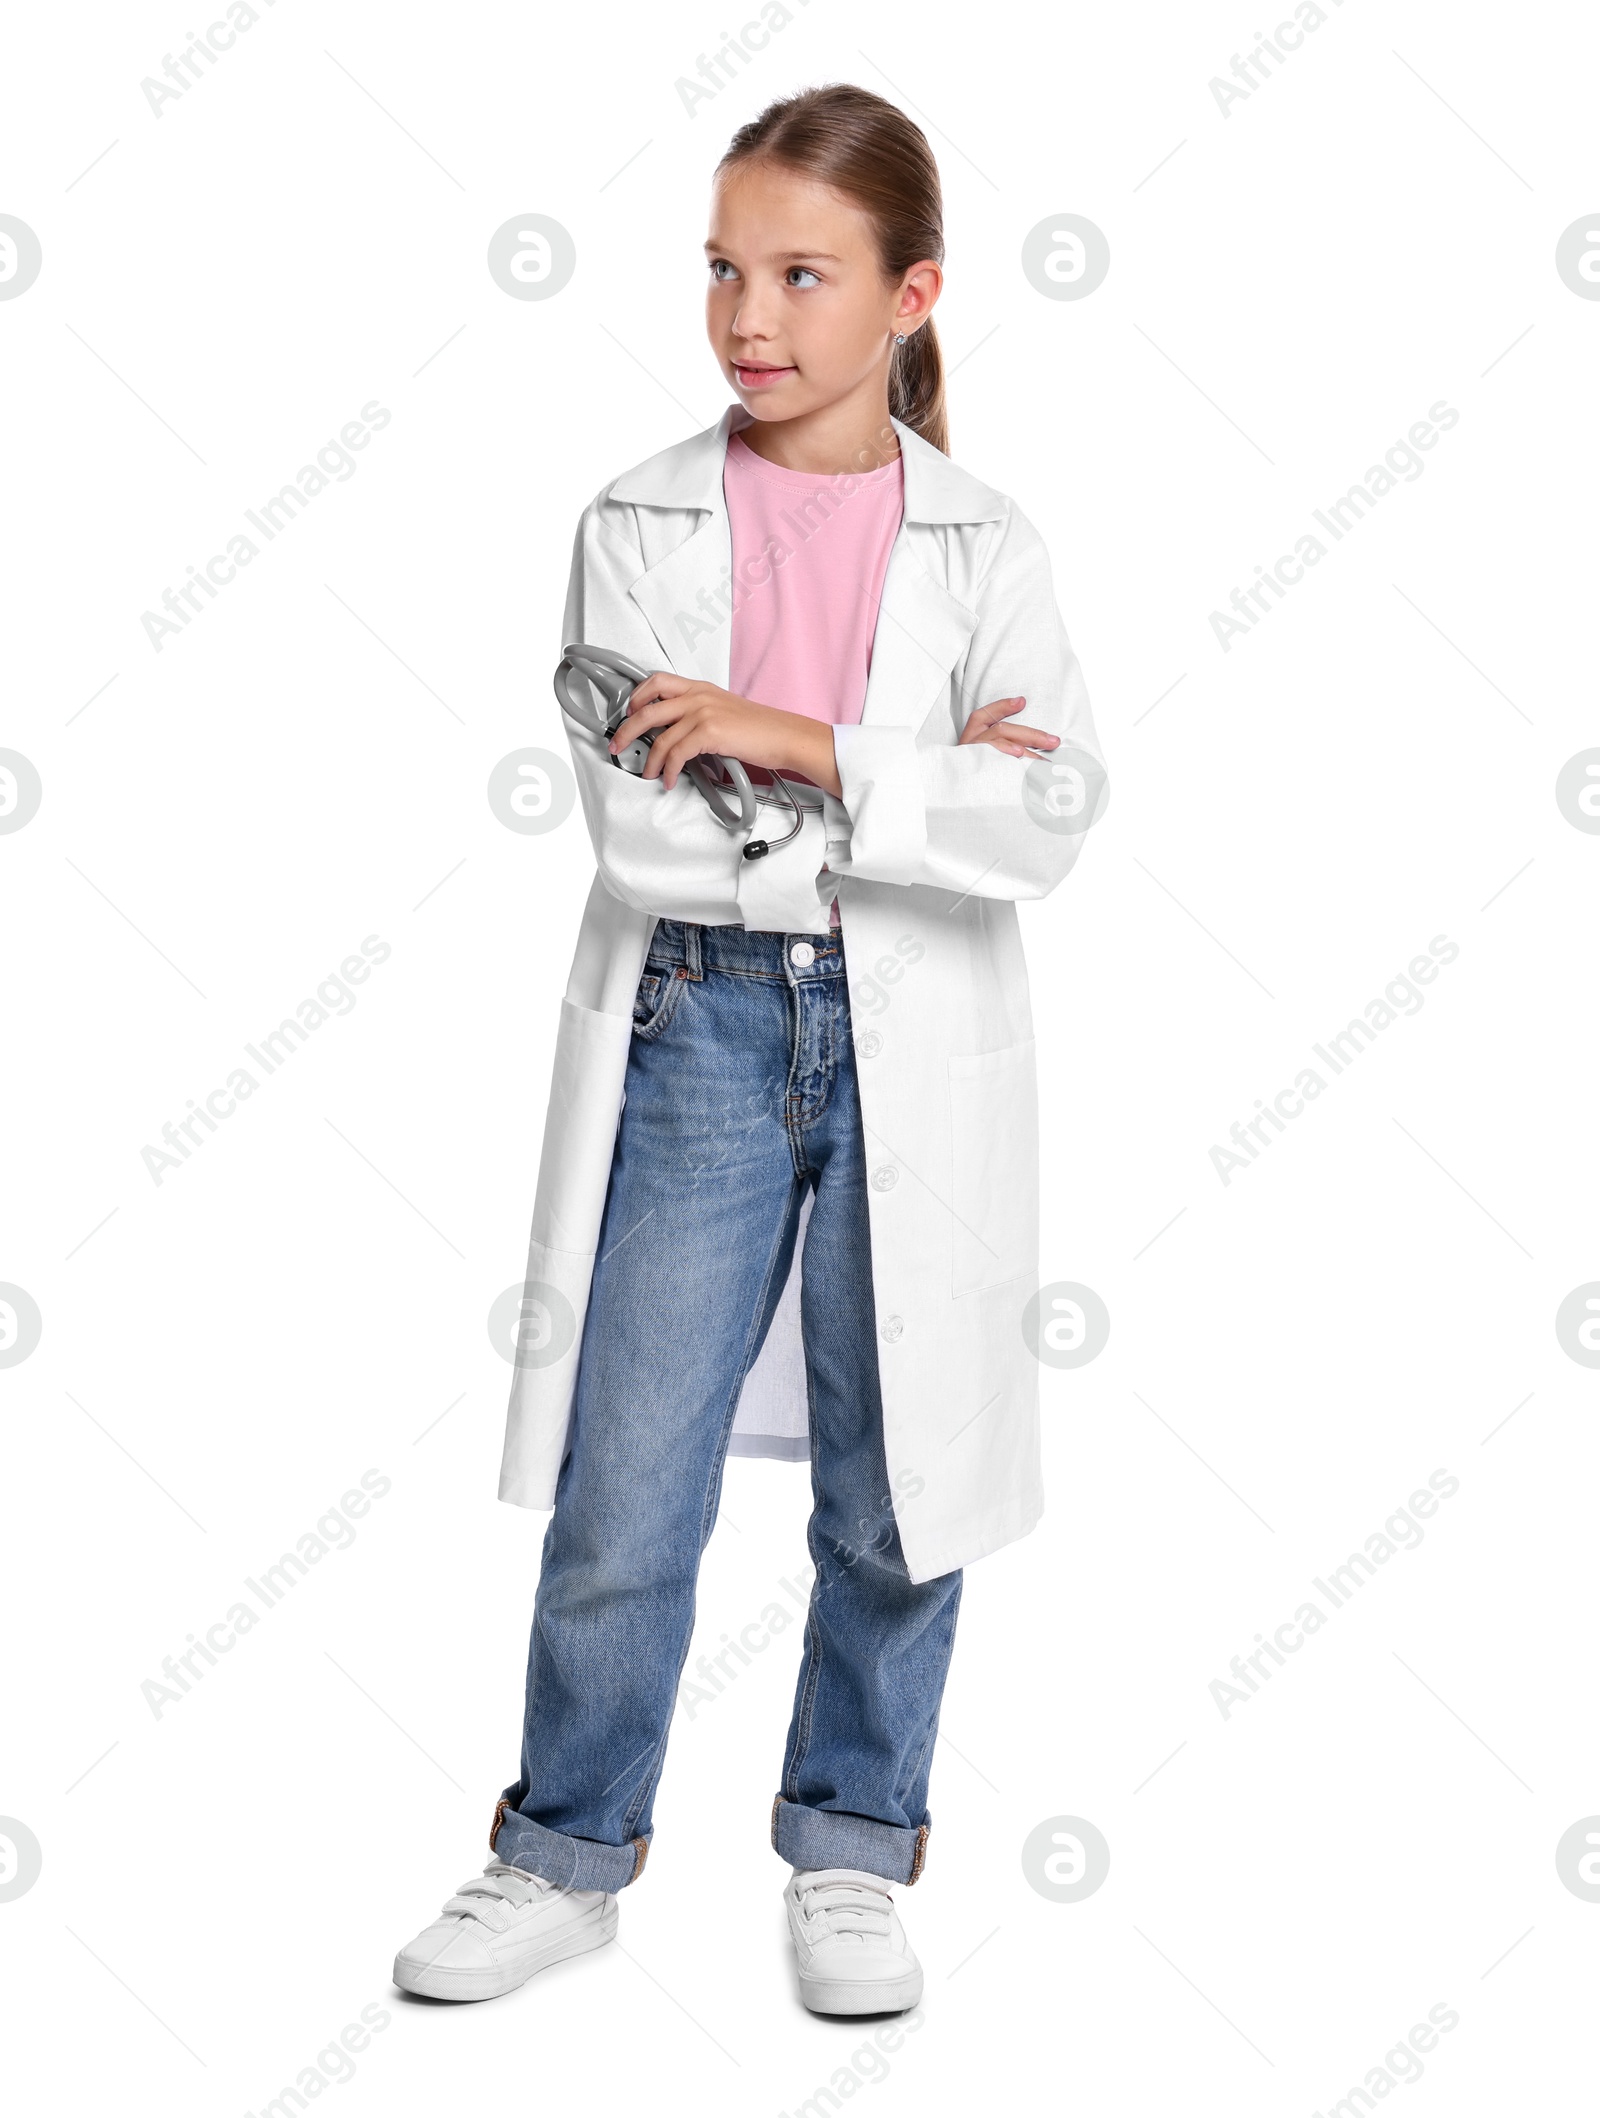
[630,670,689,704]
[613,673,689,743]
[963,721,1059,756]
[641,721,696,786]
[611,687,696,751]
[959,697,1029,743]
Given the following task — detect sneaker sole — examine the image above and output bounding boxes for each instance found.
[798,1966,924,2016]
[394,1898,618,2003]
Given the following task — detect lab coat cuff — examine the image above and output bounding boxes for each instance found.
[830,723,928,886]
[734,806,835,933]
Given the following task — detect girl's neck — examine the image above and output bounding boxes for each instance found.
[734,390,902,478]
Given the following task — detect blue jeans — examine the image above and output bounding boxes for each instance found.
[492,919,963,1892]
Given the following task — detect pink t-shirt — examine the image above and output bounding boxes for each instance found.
[723,427,905,928]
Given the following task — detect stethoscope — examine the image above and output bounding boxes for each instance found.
[553,643,825,862]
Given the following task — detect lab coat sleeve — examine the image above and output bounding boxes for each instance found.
[557,498,834,931]
[827,502,1106,902]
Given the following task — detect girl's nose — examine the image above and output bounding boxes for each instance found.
[731,301,776,343]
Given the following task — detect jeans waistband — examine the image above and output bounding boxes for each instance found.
[647,918,846,980]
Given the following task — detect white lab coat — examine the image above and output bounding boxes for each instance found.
[499,402,1104,1584]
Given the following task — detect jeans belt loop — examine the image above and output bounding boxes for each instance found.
[683,921,703,980]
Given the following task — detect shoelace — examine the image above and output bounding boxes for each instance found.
[794,1869,896,1944]
[438,1859,560,1925]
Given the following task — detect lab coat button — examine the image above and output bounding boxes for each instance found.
[880,1314,905,1342]
[789,941,815,967]
[871,1165,898,1190]
[856,1030,882,1058]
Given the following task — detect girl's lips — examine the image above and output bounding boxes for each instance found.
[734,362,795,388]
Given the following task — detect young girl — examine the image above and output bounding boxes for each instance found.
[394,82,1104,2016]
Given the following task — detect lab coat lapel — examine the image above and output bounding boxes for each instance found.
[857,534,979,733]
[860,414,1005,731]
[622,405,743,689]
[626,511,733,689]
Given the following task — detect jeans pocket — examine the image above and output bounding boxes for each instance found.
[632,966,685,1041]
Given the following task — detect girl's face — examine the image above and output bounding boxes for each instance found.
[704,159,939,426]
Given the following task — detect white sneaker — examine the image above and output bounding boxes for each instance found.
[393,1859,617,2002]
[784,1867,924,2015]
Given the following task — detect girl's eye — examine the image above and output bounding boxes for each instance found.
[709,259,738,282]
[787,267,821,289]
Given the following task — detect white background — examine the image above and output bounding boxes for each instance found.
[4,1,1598,2111]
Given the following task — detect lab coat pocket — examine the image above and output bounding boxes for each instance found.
[947,1039,1038,1296]
[534,998,635,1256]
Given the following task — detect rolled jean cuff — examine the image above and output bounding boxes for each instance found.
[771,1795,930,1885]
[491,1799,651,1892]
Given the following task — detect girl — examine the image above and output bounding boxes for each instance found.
[394,83,1104,2016]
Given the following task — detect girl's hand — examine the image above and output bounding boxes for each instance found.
[958,696,1059,760]
[611,673,842,797]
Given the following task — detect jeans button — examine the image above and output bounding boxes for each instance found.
[789,941,815,967]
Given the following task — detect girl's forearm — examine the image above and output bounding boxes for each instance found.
[783,714,843,798]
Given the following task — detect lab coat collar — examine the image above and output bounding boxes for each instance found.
[608,401,1008,526]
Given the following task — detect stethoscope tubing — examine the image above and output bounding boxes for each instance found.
[554,643,825,855]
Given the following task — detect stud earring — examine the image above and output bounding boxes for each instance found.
[894,332,907,345]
